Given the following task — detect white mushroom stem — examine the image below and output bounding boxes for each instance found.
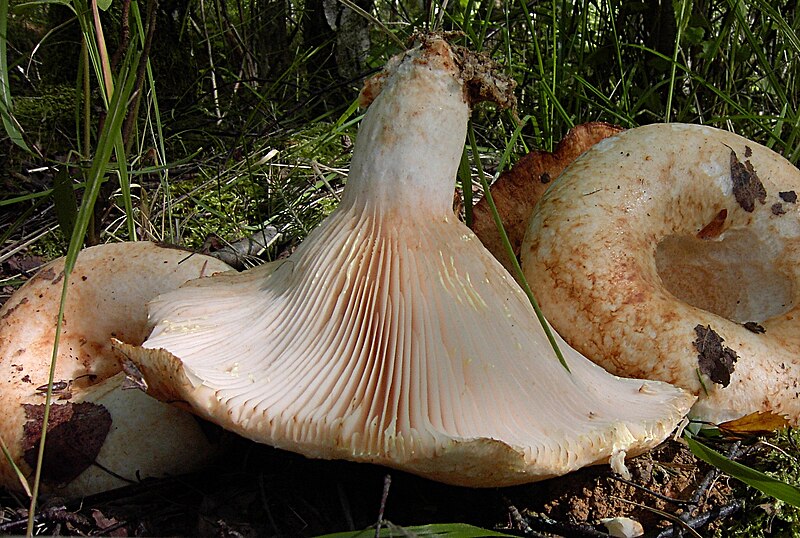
[120,37,694,487]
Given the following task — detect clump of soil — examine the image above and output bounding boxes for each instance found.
[510,439,735,535]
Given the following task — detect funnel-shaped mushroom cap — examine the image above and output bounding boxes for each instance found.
[120,38,694,487]
[521,123,800,425]
[0,242,230,496]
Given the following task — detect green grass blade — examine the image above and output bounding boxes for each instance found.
[726,0,788,106]
[458,146,473,227]
[131,0,172,240]
[0,180,88,206]
[115,133,136,240]
[0,435,31,498]
[316,522,516,538]
[25,46,141,536]
[685,435,800,507]
[0,0,31,153]
[747,0,800,54]
[665,0,691,122]
[468,119,569,372]
[52,166,78,240]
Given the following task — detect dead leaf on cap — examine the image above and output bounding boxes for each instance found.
[743,321,766,334]
[121,356,149,392]
[471,122,624,272]
[718,411,789,438]
[22,402,112,485]
[730,148,766,212]
[696,208,728,239]
[693,324,738,388]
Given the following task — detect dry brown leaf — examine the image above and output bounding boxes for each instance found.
[693,324,738,388]
[696,208,728,239]
[471,122,624,272]
[730,147,766,212]
[92,509,128,537]
[22,402,112,485]
[718,411,790,438]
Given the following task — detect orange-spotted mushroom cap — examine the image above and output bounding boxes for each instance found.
[522,123,800,425]
[471,122,624,272]
[118,37,694,487]
[0,242,231,496]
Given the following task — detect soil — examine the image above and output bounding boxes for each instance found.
[0,434,738,537]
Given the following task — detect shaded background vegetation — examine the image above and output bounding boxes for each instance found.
[3,0,799,260]
[1,0,800,535]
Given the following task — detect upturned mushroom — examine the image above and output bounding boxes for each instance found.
[521,123,800,425]
[118,37,694,487]
[471,122,623,272]
[0,242,230,496]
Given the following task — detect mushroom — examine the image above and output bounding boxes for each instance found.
[117,37,694,487]
[470,122,623,272]
[521,123,800,424]
[0,241,231,496]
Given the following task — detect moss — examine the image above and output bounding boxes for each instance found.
[15,84,79,142]
[161,122,354,253]
[719,429,800,537]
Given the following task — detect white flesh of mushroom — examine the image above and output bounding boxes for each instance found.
[119,38,694,487]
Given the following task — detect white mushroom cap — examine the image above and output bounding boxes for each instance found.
[119,38,694,487]
[0,241,231,496]
[522,123,800,425]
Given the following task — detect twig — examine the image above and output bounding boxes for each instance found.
[196,0,223,123]
[311,160,342,201]
[337,481,355,531]
[608,475,694,506]
[501,497,610,537]
[641,441,746,538]
[613,497,702,538]
[4,506,93,534]
[647,500,744,538]
[0,224,59,265]
[686,441,743,509]
[375,473,391,538]
[110,0,132,71]
[505,502,547,537]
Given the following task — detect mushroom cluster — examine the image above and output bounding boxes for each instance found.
[118,37,694,487]
[0,242,230,496]
[521,123,800,425]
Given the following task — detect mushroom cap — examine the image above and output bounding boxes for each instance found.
[0,241,231,496]
[118,38,694,487]
[471,122,624,272]
[521,123,800,424]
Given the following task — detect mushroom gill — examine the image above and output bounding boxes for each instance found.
[118,37,694,487]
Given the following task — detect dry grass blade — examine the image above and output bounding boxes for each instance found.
[0,436,31,498]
